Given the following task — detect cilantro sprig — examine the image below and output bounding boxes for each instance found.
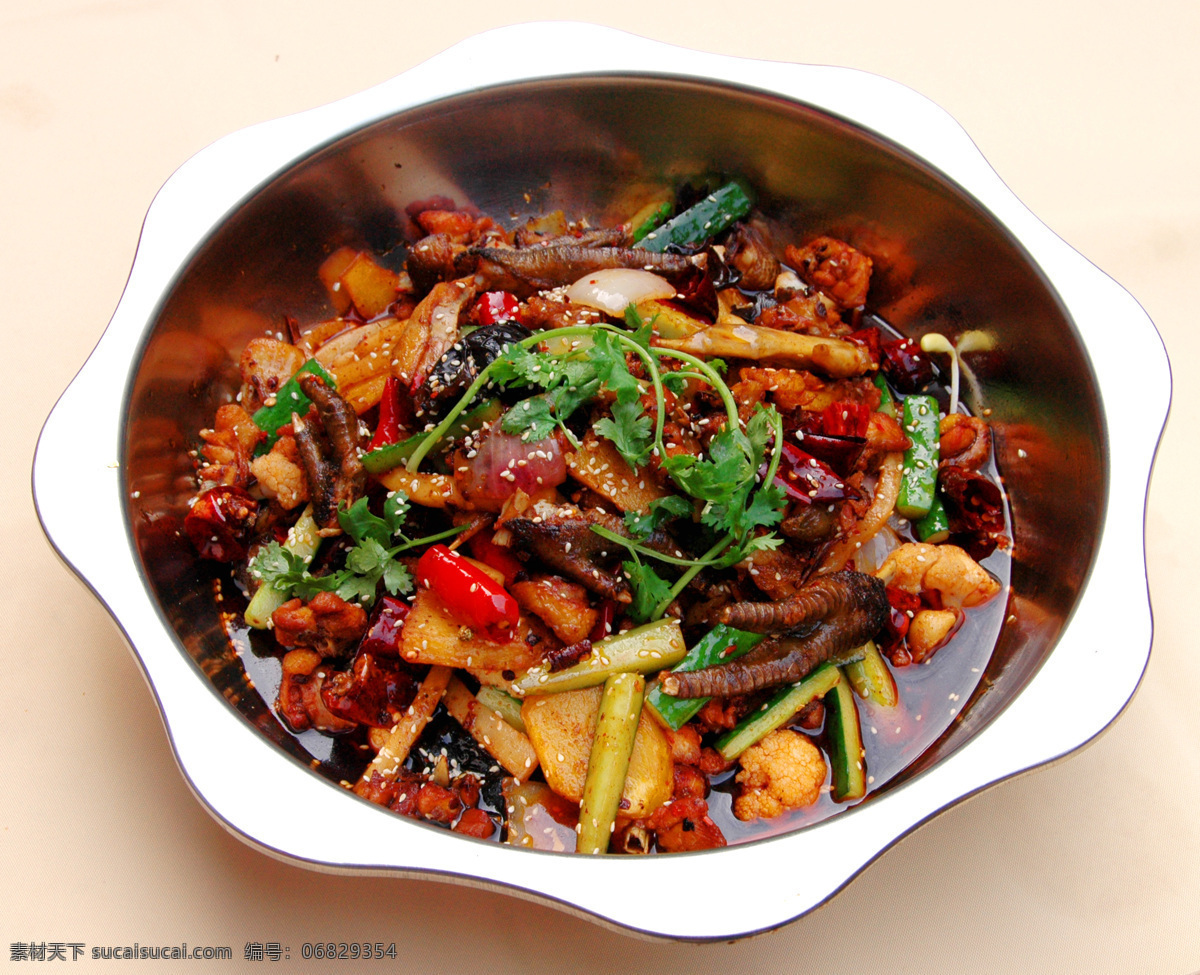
[400,312,789,621]
[494,323,662,470]
[248,493,467,607]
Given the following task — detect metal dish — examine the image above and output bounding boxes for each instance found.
[33,22,1168,940]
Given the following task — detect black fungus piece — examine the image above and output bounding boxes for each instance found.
[417,322,532,413]
[412,709,506,814]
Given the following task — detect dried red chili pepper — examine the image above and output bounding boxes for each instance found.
[184,485,258,562]
[880,336,934,393]
[820,401,872,438]
[879,586,922,664]
[774,443,858,505]
[846,326,882,365]
[358,595,410,657]
[320,653,419,728]
[939,465,1005,535]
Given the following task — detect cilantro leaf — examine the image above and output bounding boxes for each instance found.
[622,303,654,350]
[383,491,410,534]
[622,558,674,624]
[288,573,341,601]
[661,370,691,395]
[591,329,642,405]
[548,374,603,423]
[383,560,414,595]
[741,483,787,532]
[624,495,692,538]
[344,537,391,577]
[715,531,785,569]
[595,398,653,469]
[662,426,749,507]
[248,540,304,588]
[339,497,391,548]
[501,396,558,441]
[488,343,546,388]
[744,406,779,479]
[335,571,383,605]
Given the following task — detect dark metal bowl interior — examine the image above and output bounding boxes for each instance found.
[122,76,1105,820]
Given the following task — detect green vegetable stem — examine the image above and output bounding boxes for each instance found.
[475,686,527,734]
[715,665,842,761]
[873,373,896,418]
[826,673,867,801]
[513,619,686,696]
[577,672,646,855]
[842,640,898,708]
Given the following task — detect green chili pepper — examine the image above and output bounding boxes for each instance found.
[362,398,503,475]
[896,393,940,519]
[645,625,764,731]
[915,493,951,543]
[251,359,336,454]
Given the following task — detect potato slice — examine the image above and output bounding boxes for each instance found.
[510,574,597,645]
[521,685,672,819]
[398,588,543,672]
[319,246,403,319]
[443,677,539,781]
[564,431,672,513]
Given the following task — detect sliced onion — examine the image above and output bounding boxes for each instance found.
[565,268,675,315]
[458,427,567,509]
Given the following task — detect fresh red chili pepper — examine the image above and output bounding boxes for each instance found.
[368,375,402,451]
[467,533,524,586]
[474,290,523,327]
[416,544,519,643]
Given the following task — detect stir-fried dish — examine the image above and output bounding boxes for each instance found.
[185,180,1008,853]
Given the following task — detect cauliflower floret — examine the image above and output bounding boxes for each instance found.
[250,438,308,510]
[732,729,827,821]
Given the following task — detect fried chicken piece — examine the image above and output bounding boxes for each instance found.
[197,404,262,488]
[272,591,368,658]
[786,236,873,310]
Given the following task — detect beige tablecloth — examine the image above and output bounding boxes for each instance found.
[6,2,1198,971]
